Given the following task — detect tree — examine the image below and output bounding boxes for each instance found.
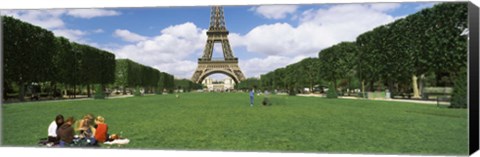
[450,68,467,108]
[318,42,356,91]
[235,78,262,91]
[99,50,116,87]
[273,68,287,91]
[115,59,129,94]
[175,79,199,92]
[284,63,302,95]
[115,59,166,95]
[77,44,97,97]
[2,16,56,101]
[298,58,322,93]
[425,3,468,84]
[382,19,414,96]
[158,72,175,94]
[326,83,338,98]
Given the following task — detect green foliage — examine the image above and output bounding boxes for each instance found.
[94,85,105,99]
[285,63,302,92]
[174,79,201,92]
[114,59,129,93]
[54,37,78,86]
[355,30,381,89]
[288,87,296,96]
[134,86,142,97]
[319,42,357,90]
[259,2,468,97]
[260,68,287,91]
[326,84,338,98]
[159,73,175,93]
[450,70,467,108]
[2,15,117,100]
[259,58,323,92]
[299,58,322,92]
[100,50,116,85]
[425,3,468,76]
[2,93,468,154]
[235,78,261,90]
[2,16,56,100]
[115,59,174,95]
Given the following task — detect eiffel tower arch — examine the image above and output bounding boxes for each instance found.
[191,6,246,84]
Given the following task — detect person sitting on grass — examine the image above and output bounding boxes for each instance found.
[262,90,271,106]
[76,114,94,136]
[94,116,109,144]
[57,117,75,147]
[47,114,64,145]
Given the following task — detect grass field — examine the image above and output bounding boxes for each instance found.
[1,92,468,155]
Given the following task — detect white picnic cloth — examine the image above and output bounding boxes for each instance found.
[104,139,130,145]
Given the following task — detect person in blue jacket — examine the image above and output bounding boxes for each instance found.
[249,89,254,107]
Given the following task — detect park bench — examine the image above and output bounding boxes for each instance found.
[422,87,453,107]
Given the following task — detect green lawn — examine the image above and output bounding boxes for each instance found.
[1,93,468,155]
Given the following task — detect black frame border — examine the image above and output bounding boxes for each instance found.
[468,1,479,155]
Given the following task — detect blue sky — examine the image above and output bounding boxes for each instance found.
[1,2,437,80]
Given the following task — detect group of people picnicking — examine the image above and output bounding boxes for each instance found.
[42,113,118,147]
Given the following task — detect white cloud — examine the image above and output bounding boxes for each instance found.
[251,5,299,19]
[114,29,148,42]
[240,55,306,78]
[212,43,224,58]
[415,2,439,10]
[232,4,400,58]
[93,29,104,33]
[52,29,87,41]
[113,4,404,79]
[153,60,198,79]
[113,22,207,78]
[1,4,406,80]
[228,33,245,48]
[369,3,401,12]
[1,9,120,45]
[195,3,404,79]
[1,9,120,29]
[66,9,120,19]
[1,10,66,29]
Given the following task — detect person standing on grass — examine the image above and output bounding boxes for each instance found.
[57,117,75,147]
[249,89,254,107]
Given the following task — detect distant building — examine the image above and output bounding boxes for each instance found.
[202,77,235,92]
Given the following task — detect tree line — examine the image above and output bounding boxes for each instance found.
[2,16,196,101]
[242,3,468,107]
[115,59,167,95]
[174,79,203,92]
[3,16,116,100]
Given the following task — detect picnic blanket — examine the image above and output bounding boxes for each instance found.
[104,139,130,145]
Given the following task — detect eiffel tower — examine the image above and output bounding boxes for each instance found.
[191,6,246,84]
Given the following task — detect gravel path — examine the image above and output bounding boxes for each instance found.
[297,93,449,105]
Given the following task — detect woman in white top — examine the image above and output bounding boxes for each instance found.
[47,114,64,144]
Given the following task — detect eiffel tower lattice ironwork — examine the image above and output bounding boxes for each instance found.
[191,6,246,84]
